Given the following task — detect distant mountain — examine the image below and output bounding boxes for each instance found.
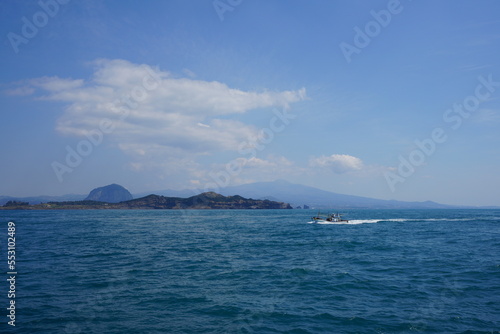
[85,184,133,203]
[212,180,455,209]
[135,180,456,209]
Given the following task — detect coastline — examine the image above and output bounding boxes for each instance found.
[0,192,293,210]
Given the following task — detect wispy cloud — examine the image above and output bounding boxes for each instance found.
[458,64,492,72]
[309,154,364,174]
[473,108,500,124]
[203,155,301,187]
[4,86,35,96]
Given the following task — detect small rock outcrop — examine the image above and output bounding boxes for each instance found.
[85,184,133,203]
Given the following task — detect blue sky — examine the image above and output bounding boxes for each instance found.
[1,0,499,206]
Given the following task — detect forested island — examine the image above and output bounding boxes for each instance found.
[0,192,292,210]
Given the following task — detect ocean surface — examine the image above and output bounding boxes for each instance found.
[0,209,499,333]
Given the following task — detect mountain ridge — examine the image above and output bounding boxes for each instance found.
[213,180,454,209]
[1,180,498,208]
[0,192,292,210]
[133,180,464,209]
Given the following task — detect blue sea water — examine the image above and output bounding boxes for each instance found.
[0,209,499,333]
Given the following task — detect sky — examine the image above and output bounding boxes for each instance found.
[1,0,499,206]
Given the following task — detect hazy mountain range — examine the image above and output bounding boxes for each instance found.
[4,180,494,209]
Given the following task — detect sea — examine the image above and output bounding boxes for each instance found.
[0,209,499,333]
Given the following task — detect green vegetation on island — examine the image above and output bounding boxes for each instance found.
[0,192,292,210]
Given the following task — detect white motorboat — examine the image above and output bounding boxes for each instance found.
[310,213,349,223]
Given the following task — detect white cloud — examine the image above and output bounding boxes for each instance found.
[309,154,364,173]
[18,59,306,159]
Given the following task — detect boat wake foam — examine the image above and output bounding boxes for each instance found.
[307,219,381,225]
[307,217,482,225]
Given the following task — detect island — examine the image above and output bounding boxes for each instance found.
[0,192,293,210]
